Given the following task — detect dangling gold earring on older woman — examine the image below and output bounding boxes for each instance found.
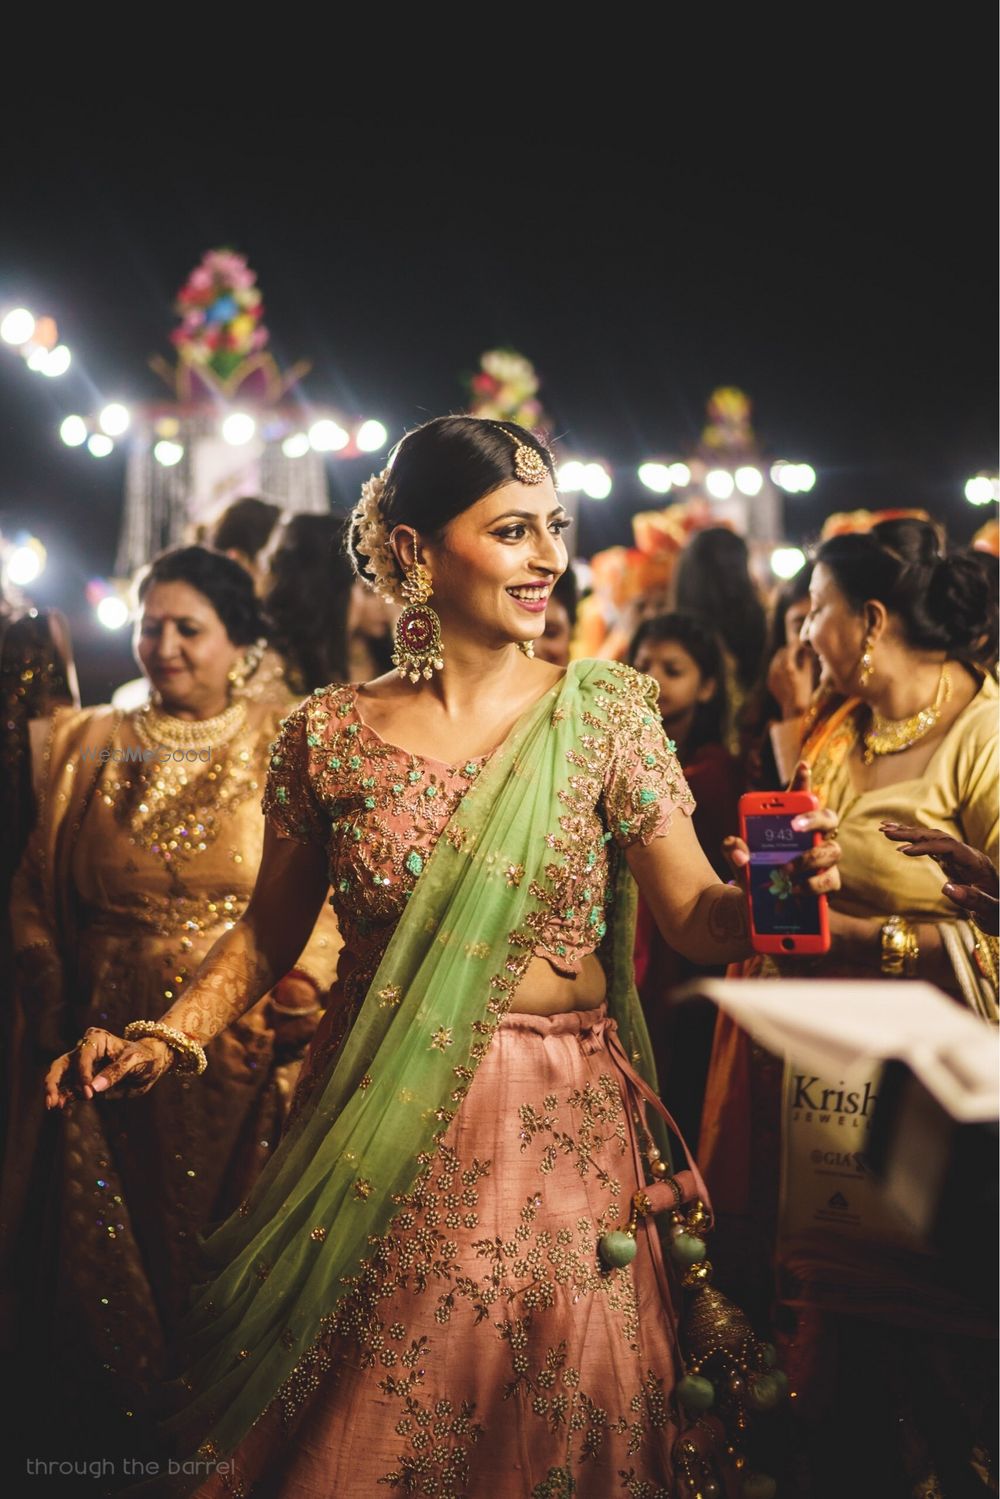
[227,637,267,696]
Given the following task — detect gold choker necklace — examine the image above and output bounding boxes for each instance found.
[136,700,247,751]
[862,667,951,765]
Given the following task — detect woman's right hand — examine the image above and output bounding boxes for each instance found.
[44,1027,173,1110]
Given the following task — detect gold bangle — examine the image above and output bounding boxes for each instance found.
[123,1021,208,1076]
[971,930,999,989]
[268,997,322,1017]
[880,915,914,978]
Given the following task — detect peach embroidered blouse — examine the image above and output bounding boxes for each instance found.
[263,672,695,1006]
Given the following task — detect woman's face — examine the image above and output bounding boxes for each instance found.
[632,637,716,727]
[134,580,241,716]
[802,563,867,694]
[417,478,570,654]
[784,597,811,651]
[534,597,572,667]
[349,580,396,637]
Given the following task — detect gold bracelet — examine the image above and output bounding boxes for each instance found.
[880,915,918,978]
[123,1021,208,1076]
[971,926,999,990]
[268,997,323,1017]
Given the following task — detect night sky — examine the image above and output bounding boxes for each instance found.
[1,76,995,701]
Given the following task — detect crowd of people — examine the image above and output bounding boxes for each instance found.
[0,414,996,1498]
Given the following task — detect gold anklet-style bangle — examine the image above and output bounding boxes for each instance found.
[123,1021,208,1076]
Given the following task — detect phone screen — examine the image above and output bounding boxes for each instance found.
[744,813,822,936]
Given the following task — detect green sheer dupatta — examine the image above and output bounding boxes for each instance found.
[169,660,663,1458]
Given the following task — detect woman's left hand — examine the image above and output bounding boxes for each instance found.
[266,974,324,1059]
[723,762,841,897]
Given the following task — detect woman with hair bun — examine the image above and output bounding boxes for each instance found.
[3,547,341,1461]
[700,519,998,1496]
[44,417,841,1496]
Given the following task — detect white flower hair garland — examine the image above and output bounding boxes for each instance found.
[351,468,402,602]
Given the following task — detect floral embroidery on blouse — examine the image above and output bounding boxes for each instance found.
[262,670,694,994]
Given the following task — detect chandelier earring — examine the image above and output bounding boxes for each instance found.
[393,562,445,683]
[857,634,875,689]
[227,637,267,695]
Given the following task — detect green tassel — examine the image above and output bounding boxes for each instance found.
[597,1231,637,1268]
[676,1373,715,1411]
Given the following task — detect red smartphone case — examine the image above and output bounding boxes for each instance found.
[738,791,831,956]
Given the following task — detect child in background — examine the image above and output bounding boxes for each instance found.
[628,612,744,1143]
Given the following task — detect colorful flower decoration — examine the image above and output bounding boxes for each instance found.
[170,249,268,382]
[819,507,931,540]
[700,386,755,453]
[467,348,549,434]
[972,517,999,557]
[572,499,722,661]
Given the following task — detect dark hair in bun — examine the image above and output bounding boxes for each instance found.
[137,545,265,647]
[814,520,993,664]
[347,415,554,589]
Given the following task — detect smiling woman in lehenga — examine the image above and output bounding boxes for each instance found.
[3,547,340,1459]
[46,418,840,1498]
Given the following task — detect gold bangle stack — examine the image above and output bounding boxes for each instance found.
[880,915,919,978]
[970,919,999,991]
[123,1021,208,1076]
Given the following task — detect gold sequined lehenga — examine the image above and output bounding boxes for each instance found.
[0,697,341,1455]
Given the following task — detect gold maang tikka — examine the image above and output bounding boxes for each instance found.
[494,422,550,485]
[392,561,445,682]
[495,424,548,657]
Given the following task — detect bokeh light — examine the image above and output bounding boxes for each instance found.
[153,440,184,467]
[308,419,349,452]
[221,412,256,445]
[705,469,735,500]
[638,463,673,494]
[60,415,88,447]
[97,595,130,630]
[735,465,763,496]
[581,463,613,500]
[1,308,35,346]
[99,403,131,436]
[5,539,47,587]
[771,547,807,579]
[355,419,388,453]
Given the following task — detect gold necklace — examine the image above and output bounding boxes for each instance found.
[862,666,951,765]
[135,699,247,750]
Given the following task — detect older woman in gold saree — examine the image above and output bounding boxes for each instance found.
[699,523,998,1497]
[2,547,340,1459]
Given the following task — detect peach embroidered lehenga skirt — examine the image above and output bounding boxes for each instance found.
[196,1005,716,1498]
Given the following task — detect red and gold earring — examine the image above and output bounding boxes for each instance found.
[393,563,445,683]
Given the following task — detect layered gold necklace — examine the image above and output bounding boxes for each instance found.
[862,666,951,765]
[108,700,256,872]
[135,699,247,750]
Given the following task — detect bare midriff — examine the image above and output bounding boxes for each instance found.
[509,952,608,1016]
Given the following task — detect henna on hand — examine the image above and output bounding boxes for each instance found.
[158,927,278,1046]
